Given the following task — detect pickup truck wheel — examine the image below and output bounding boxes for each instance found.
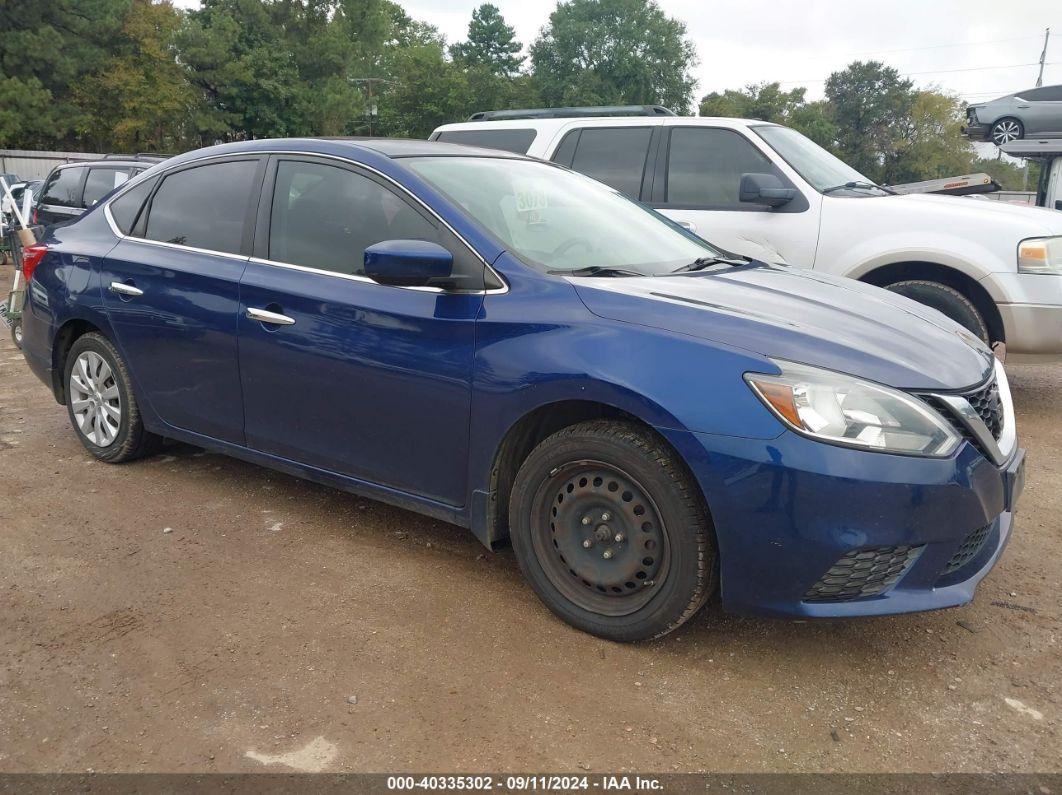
[64,332,161,463]
[884,280,989,343]
[509,420,715,642]
[990,118,1023,145]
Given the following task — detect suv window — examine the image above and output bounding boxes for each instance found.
[665,127,782,209]
[109,177,157,235]
[268,159,441,278]
[42,167,86,208]
[434,129,536,154]
[567,127,652,197]
[144,160,258,254]
[83,167,135,207]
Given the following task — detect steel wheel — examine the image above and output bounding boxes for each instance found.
[530,460,670,617]
[69,350,122,447]
[11,320,22,349]
[991,119,1022,144]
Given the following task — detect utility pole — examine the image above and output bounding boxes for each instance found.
[350,78,395,136]
[1036,27,1050,87]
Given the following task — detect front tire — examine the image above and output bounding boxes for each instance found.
[64,332,161,463]
[884,280,990,343]
[990,117,1023,145]
[509,421,716,642]
[10,319,22,349]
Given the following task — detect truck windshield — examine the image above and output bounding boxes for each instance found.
[754,126,886,195]
[405,156,725,276]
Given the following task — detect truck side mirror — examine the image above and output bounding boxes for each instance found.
[739,173,796,208]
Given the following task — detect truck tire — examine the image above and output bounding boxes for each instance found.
[884,280,990,343]
[64,332,162,463]
[508,420,716,642]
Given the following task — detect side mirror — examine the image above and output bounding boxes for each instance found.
[739,173,797,208]
[364,240,454,287]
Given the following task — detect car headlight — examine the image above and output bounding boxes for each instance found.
[1018,236,1062,274]
[745,361,961,457]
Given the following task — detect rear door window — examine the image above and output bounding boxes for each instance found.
[143,160,259,255]
[434,129,536,154]
[108,177,158,235]
[567,127,653,197]
[41,167,86,208]
[83,167,134,207]
[665,127,783,209]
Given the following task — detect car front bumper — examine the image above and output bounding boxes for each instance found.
[664,427,1021,619]
[962,122,989,139]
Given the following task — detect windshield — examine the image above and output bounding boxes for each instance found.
[754,126,881,194]
[404,156,723,275]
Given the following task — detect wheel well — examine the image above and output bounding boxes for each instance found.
[51,319,102,403]
[483,400,689,547]
[859,261,1005,345]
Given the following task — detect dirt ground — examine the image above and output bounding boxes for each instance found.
[0,259,1059,775]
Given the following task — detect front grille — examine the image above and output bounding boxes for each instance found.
[942,524,992,576]
[923,376,1005,457]
[805,545,923,603]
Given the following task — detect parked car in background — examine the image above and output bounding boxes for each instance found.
[433,108,1062,362]
[964,84,1062,144]
[35,155,162,229]
[19,138,1022,641]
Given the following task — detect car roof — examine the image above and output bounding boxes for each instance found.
[53,159,153,170]
[433,115,777,135]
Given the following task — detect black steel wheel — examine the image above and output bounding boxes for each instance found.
[531,460,670,616]
[510,420,716,641]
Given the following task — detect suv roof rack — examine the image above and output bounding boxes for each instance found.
[467,105,676,122]
[101,153,166,162]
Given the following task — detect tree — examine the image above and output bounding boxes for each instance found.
[450,4,523,76]
[529,0,697,112]
[824,61,915,182]
[699,82,807,124]
[75,0,195,152]
[887,90,974,184]
[0,0,129,148]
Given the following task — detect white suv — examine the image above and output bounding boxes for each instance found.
[432,111,1062,361]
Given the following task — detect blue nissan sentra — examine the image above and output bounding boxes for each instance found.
[19,138,1024,641]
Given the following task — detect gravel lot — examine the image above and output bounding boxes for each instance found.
[1,260,1059,774]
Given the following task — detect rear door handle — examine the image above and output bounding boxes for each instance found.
[247,307,295,326]
[109,281,143,297]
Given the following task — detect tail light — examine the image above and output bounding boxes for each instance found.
[21,243,48,282]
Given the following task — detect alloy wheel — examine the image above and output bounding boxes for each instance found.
[69,350,122,447]
[530,460,670,616]
[992,120,1021,144]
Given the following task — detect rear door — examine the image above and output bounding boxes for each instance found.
[647,125,820,265]
[549,125,660,200]
[100,157,264,444]
[37,166,87,228]
[236,155,485,505]
[82,166,136,209]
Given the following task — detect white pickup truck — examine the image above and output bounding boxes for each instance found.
[432,108,1062,361]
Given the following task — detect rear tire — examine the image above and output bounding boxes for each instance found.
[64,332,161,463]
[884,279,990,343]
[509,420,716,642]
[990,117,1023,145]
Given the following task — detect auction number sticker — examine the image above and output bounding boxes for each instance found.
[514,179,551,213]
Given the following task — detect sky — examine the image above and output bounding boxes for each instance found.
[173,0,1062,105]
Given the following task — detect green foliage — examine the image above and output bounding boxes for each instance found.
[975,156,1039,192]
[699,82,807,124]
[450,4,523,76]
[529,0,697,112]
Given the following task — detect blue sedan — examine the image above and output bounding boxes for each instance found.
[19,138,1024,640]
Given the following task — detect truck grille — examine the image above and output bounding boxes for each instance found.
[805,545,922,603]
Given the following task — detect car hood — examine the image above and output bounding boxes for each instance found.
[880,192,1062,233]
[571,263,995,391]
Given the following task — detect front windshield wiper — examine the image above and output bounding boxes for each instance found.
[822,181,896,195]
[669,255,750,273]
[547,265,646,278]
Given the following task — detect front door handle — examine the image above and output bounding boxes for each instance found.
[247,307,295,326]
[109,281,143,297]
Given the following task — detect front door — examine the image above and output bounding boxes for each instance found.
[651,126,822,267]
[100,157,263,443]
[237,156,484,506]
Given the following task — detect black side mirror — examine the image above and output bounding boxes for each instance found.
[364,240,454,287]
[739,173,797,208]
